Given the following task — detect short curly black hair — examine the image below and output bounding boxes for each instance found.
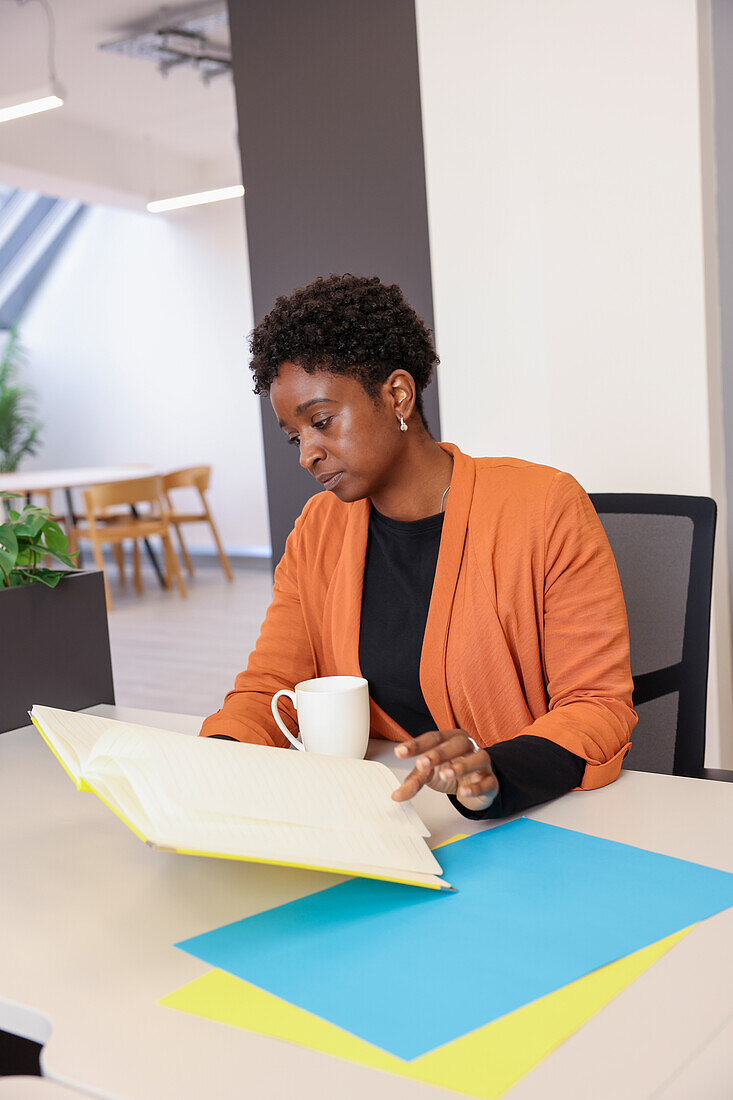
[249,274,438,423]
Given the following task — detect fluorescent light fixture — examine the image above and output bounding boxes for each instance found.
[147,185,244,214]
[0,82,65,125]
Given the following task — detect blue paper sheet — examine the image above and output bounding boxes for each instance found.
[176,818,733,1060]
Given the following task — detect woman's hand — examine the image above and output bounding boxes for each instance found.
[391,729,499,812]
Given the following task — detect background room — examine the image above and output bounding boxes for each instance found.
[4,2,733,1098]
[0,0,272,715]
[1,0,733,767]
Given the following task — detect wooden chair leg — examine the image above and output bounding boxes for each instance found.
[173,522,195,578]
[201,494,234,582]
[65,520,78,560]
[162,531,187,598]
[156,534,172,589]
[133,540,144,595]
[112,543,126,586]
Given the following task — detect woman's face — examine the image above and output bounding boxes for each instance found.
[269,361,407,503]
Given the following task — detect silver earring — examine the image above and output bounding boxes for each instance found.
[398,415,408,432]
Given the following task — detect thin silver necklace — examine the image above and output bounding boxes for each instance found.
[440,486,450,513]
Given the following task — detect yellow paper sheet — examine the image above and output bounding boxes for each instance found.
[160,925,691,1099]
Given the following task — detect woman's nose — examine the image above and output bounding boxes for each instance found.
[299,438,327,471]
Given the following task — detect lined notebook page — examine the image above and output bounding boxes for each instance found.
[90,772,158,839]
[151,811,444,877]
[87,759,443,877]
[32,707,446,884]
[84,748,443,875]
[85,722,429,836]
[31,705,108,780]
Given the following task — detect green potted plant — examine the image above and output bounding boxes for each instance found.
[0,495,76,586]
[0,327,41,473]
[0,495,115,733]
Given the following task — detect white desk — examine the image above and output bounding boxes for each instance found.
[2,706,733,1100]
[0,1080,91,1098]
[0,466,154,496]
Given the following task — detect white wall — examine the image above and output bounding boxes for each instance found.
[15,196,270,555]
[416,0,733,765]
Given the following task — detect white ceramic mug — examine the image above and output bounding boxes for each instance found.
[270,675,370,758]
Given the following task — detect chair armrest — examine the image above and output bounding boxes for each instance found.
[697,767,733,783]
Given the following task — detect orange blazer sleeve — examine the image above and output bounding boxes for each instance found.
[518,471,638,789]
[199,500,316,746]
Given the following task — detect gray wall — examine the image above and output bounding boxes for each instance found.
[227,0,440,565]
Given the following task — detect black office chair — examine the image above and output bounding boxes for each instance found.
[590,494,729,781]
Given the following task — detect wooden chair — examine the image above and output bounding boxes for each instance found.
[76,475,187,610]
[28,489,134,584]
[161,466,233,581]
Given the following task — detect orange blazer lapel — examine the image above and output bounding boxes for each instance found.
[324,496,370,676]
[419,442,476,731]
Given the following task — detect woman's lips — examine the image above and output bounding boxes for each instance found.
[321,471,344,491]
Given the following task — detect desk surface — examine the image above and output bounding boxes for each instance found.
[2,706,733,1100]
[0,1080,90,1099]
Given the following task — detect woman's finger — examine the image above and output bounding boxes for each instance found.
[394,729,449,760]
[391,762,434,802]
[409,733,477,777]
[392,731,492,801]
[456,769,499,799]
[436,749,492,785]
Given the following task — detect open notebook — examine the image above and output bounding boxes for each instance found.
[30,706,450,890]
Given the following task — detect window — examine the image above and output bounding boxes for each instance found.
[0,187,85,329]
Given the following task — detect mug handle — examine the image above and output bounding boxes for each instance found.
[270,689,304,750]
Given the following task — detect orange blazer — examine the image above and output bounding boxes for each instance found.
[201,442,637,791]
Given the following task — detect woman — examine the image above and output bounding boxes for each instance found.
[201,274,637,820]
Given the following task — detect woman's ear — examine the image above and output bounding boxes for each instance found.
[385,370,417,421]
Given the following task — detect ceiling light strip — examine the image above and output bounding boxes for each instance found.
[0,93,63,125]
[147,185,244,213]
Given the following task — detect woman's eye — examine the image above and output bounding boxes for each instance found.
[285,417,331,445]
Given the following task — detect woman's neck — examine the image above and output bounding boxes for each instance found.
[369,434,454,521]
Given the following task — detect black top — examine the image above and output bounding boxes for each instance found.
[359,506,444,737]
[358,505,585,819]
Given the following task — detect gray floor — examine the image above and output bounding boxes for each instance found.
[106,559,274,721]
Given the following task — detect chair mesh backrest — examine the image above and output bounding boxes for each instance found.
[590,495,716,776]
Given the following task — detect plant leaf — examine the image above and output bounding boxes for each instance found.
[21,512,46,538]
[0,521,18,553]
[0,522,18,574]
[0,328,41,473]
[24,568,64,588]
[0,545,16,576]
[46,552,75,569]
[42,524,70,554]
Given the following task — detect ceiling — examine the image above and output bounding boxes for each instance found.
[0,0,241,207]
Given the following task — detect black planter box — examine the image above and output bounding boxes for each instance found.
[0,570,115,734]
